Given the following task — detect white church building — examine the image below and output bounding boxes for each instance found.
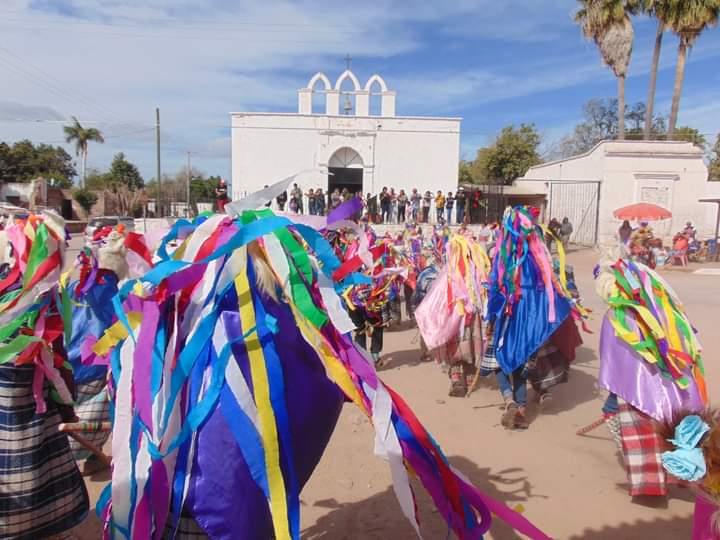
[230,70,461,200]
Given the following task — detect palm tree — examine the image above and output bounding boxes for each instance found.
[663,0,720,138]
[576,0,640,140]
[642,0,670,139]
[63,116,104,188]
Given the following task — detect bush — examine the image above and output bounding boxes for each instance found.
[74,188,98,214]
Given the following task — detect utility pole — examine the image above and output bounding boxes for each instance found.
[156,107,162,217]
[186,151,192,218]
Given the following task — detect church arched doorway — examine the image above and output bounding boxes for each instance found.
[328,147,363,196]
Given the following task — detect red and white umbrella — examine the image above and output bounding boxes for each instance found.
[613,202,672,221]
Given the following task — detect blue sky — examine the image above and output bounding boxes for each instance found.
[0,0,718,183]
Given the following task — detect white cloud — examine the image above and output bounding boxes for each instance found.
[394,57,605,114]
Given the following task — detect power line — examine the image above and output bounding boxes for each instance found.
[0,12,357,31]
[0,47,134,127]
[0,56,99,118]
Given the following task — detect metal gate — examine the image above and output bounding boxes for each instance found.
[482,183,506,224]
[547,181,601,246]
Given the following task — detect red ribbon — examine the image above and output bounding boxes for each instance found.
[332,244,387,282]
[125,232,154,267]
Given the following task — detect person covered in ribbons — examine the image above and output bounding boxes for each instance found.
[341,234,406,366]
[63,225,154,471]
[346,282,392,366]
[0,212,89,539]
[411,262,440,361]
[91,196,551,540]
[486,206,584,430]
[415,233,490,397]
[593,245,707,499]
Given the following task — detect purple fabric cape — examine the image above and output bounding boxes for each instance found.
[184,293,344,539]
[598,314,704,423]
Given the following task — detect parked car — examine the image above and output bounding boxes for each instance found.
[84,216,135,243]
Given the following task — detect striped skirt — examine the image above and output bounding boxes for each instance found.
[0,365,89,540]
[68,379,110,461]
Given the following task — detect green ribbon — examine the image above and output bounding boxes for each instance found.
[241,209,328,329]
[23,223,49,288]
[0,334,42,364]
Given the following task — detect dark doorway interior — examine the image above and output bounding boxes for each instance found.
[61,199,73,220]
[328,167,363,197]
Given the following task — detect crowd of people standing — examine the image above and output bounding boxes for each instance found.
[274,184,490,225]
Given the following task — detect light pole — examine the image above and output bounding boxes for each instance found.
[186,151,191,218]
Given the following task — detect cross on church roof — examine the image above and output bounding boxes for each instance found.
[344,53,352,71]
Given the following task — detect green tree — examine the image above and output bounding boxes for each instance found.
[672,126,707,148]
[458,160,475,184]
[554,98,704,158]
[63,116,104,188]
[662,0,720,137]
[709,135,720,181]
[472,124,542,185]
[626,101,668,139]
[106,152,144,189]
[642,0,671,139]
[0,139,77,185]
[190,176,217,201]
[557,98,620,156]
[575,0,640,140]
[84,167,109,190]
[73,187,98,214]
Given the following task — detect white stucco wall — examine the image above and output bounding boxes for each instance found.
[230,113,461,201]
[518,141,715,243]
[0,181,35,203]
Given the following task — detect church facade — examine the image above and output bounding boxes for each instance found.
[230,70,461,201]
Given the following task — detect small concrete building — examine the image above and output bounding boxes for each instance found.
[515,140,720,244]
[231,70,461,202]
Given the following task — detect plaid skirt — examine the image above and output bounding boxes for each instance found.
[526,342,570,393]
[479,333,499,375]
[163,515,209,539]
[69,379,110,460]
[617,404,667,497]
[0,365,89,539]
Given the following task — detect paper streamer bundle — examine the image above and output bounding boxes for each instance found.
[65,226,155,384]
[94,208,550,540]
[606,259,705,397]
[415,233,490,351]
[487,206,585,374]
[595,257,707,421]
[0,212,72,412]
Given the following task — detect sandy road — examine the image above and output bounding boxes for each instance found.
[73,248,720,539]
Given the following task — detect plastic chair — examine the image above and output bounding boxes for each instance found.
[669,249,688,267]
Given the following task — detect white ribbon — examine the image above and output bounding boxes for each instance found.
[225,169,327,215]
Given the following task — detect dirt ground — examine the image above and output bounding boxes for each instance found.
[74,247,720,539]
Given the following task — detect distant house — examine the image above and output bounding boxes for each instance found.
[0,178,78,219]
[514,140,720,245]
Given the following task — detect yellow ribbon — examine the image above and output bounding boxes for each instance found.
[234,261,291,540]
[92,312,143,356]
